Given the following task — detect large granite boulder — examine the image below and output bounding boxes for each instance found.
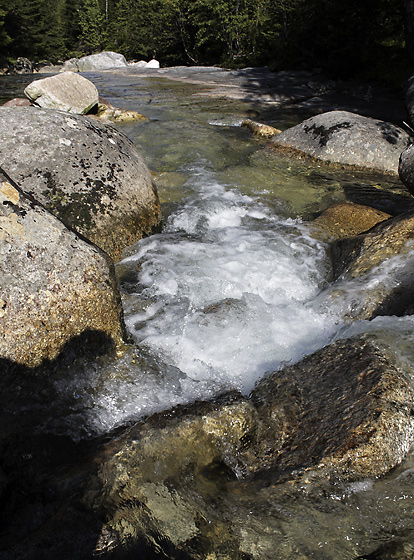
[24,72,99,114]
[81,332,414,559]
[76,51,128,72]
[0,170,125,368]
[0,107,161,262]
[268,110,410,174]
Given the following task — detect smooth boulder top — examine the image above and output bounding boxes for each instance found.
[0,106,161,262]
[0,171,125,368]
[76,51,128,72]
[268,110,410,174]
[24,72,99,114]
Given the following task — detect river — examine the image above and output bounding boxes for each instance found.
[2,69,414,559]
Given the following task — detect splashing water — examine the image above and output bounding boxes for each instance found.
[80,168,339,432]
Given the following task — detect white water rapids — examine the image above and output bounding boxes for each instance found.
[123,168,337,392]
[43,73,414,441]
[53,163,413,439]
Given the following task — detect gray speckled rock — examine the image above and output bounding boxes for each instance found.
[0,171,126,367]
[0,106,161,262]
[268,110,410,174]
[76,51,128,72]
[24,72,99,114]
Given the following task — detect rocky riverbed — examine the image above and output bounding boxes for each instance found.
[2,63,414,559]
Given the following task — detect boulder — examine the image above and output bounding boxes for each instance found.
[268,110,410,174]
[331,210,414,279]
[145,59,160,68]
[250,333,414,480]
[13,57,32,74]
[0,170,125,368]
[94,102,149,123]
[36,64,64,74]
[398,142,414,196]
[84,332,414,559]
[60,58,80,72]
[311,202,391,241]
[76,51,128,72]
[241,118,282,138]
[128,60,149,68]
[317,210,414,320]
[2,97,31,107]
[24,72,99,114]
[0,107,161,261]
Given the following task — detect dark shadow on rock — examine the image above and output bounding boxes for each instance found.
[0,330,118,560]
[342,180,414,216]
[354,532,414,559]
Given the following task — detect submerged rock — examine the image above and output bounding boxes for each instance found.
[0,170,125,367]
[268,110,410,174]
[83,332,414,559]
[0,106,161,261]
[241,118,282,138]
[311,202,391,241]
[94,102,149,124]
[24,72,99,114]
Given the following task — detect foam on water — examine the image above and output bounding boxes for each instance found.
[121,171,340,398]
[51,168,414,438]
[54,171,350,437]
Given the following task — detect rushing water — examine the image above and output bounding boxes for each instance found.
[3,70,414,559]
[61,72,411,438]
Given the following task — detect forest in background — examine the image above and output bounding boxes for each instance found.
[0,0,413,83]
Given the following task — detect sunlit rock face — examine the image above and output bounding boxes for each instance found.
[0,107,161,262]
[268,110,410,174]
[24,72,99,114]
[76,51,128,72]
[319,210,414,320]
[311,201,391,242]
[86,333,414,559]
[0,171,126,368]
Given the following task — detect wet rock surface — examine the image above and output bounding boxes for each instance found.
[313,210,414,321]
[80,332,414,559]
[0,170,126,367]
[330,210,414,280]
[267,110,410,174]
[0,106,161,261]
[311,202,391,241]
